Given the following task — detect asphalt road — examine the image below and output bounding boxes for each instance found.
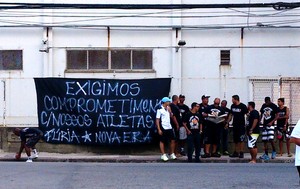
[0,162,298,189]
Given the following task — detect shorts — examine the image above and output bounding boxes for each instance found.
[179,126,187,140]
[262,126,275,141]
[25,135,42,148]
[232,126,246,143]
[159,129,176,144]
[247,133,259,149]
[277,126,293,141]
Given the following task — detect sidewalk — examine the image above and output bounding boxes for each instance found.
[0,151,295,163]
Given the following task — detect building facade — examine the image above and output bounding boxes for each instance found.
[0,0,300,129]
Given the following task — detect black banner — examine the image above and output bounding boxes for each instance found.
[34,78,171,145]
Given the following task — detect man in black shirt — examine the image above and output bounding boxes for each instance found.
[260,96,278,160]
[275,98,291,157]
[183,102,202,162]
[177,94,190,155]
[246,101,260,163]
[13,127,43,162]
[220,100,230,155]
[199,95,210,156]
[226,95,248,158]
[169,95,180,156]
[204,98,226,158]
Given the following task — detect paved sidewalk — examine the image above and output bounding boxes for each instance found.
[0,151,295,163]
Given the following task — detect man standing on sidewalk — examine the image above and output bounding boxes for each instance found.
[13,127,43,162]
[199,95,210,156]
[156,97,177,162]
[177,94,190,156]
[260,97,278,160]
[290,119,300,184]
[204,98,225,158]
[226,95,248,158]
[220,100,230,155]
[169,95,181,156]
[246,102,260,163]
[183,102,202,162]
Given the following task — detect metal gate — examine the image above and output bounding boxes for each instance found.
[251,79,279,112]
[281,78,300,125]
[251,78,300,125]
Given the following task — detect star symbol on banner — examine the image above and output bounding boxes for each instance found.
[81,131,92,142]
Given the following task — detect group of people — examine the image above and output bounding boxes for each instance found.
[155,94,292,163]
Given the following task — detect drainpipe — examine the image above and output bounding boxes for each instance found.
[1,80,6,127]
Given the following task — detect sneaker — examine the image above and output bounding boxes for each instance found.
[211,153,221,158]
[161,154,169,162]
[260,154,270,160]
[180,148,186,156]
[264,155,270,161]
[229,152,239,158]
[170,153,177,160]
[200,148,205,156]
[259,153,267,160]
[223,151,229,155]
[31,149,39,159]
[201,153,211,158]
[31,152,39,159]
[288,153,293,157]
[239,152,244,158]
[26,158,33,163]
[271,151,276,159]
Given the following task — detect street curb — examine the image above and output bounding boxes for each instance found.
[2,157,295,163]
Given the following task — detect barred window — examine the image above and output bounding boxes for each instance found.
[66,49,152,71]
[0,50,23,70]
[220,50,230,66]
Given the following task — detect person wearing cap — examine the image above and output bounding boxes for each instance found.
[183,102,202,162]
[177,94,190,156]
[199,95,210,157]
[156,97,177,162]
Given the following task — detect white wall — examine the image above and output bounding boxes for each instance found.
[0,1,300,126]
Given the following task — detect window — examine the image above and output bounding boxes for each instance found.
[220,50,230,66]
[66,49,152,71]
[0,50,22,70]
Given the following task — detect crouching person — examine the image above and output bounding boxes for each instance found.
[13,127,43,162]
[246,102,260,163]
[183,102,202,162]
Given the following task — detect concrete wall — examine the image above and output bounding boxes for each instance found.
[0,1,300,153]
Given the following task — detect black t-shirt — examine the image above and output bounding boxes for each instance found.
[260,103,278,126]
[170,103,182,127]
[20,128,43,142]
[277,106,288,128]
[205,105,226,125]
[184,111,202,133]
[177,103,190,121]
[246,109,260,134]
[230,103,248,126]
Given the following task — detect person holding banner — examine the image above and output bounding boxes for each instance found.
[13,127,43,162]
[156,97,177,162]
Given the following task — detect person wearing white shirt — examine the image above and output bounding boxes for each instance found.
[156,97,177,162]
[290,120,300,184]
